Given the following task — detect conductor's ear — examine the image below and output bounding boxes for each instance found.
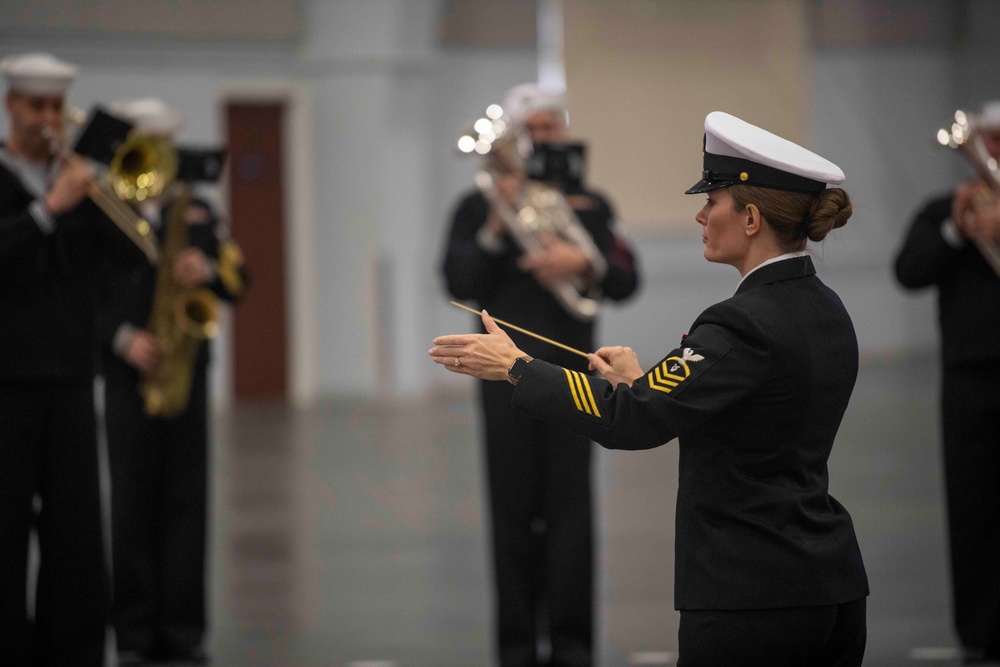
[744,204,763,237]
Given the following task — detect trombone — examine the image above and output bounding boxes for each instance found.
[52,108,170,264]
[936,110,1000,277]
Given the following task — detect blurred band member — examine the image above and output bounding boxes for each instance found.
[101,98,247,666]
[0,52,146,667]
[441,83,640,667]
[895,101,1000,665]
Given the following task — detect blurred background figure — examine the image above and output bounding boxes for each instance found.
[100,97,247,666]
[894,101,1000,666]
[0,52,147,667]
[441,82,640,667]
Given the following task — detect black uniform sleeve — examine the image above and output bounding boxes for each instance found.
[0,164,49,269]
[583,192,640,302]
[894,196,961,289]
[510,300,769,450]
[441,191,511,302]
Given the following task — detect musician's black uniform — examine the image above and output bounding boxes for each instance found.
[0,150,146,666]
[99,192,245,661]
[442,187,639,666]
[895,195,1000,659]
[509,256,869,664]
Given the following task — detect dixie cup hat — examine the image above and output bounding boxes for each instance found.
[1,52,76,96]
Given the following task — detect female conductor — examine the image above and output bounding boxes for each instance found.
[430,111,869,666]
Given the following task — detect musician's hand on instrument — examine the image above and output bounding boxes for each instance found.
[588,346,642,388]
[484,207,507,237]
[429,310,525,382]
[952,182,1000,242]
[494,172,522,206]
[124,330,164,376]
[519,236,591,287]
[972,204,1000,242]
[44,158,93,215]
[172,248,213,288]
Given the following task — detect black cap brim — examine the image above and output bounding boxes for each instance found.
[684,178,737,195]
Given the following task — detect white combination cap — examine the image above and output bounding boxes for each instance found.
[1,52,76,96]
[685,111,845,195]
[977,100,1000,130]
[500,83,567,127]
[108,97,185,136]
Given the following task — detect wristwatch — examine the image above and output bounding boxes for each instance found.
[507,355,533,386]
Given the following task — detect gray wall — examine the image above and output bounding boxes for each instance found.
[2,0,995,399]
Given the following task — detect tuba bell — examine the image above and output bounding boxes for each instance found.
[936,109,1000,276]
[457,103,601,321]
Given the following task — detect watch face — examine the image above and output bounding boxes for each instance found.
[508,356,529,384]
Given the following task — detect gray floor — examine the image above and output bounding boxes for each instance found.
[203,354,967,666]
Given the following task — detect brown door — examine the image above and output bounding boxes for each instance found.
[226,102,288,401]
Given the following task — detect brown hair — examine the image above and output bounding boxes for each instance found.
[728,184,853,251]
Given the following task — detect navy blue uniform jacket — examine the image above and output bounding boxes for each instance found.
[510,255,870,610]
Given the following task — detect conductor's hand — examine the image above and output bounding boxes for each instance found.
[44,158,93,216]
[588,346,643,388]
[518,234,591,288]
[124,329,164,376]
[429,310,527,383]
[173,248,213,288]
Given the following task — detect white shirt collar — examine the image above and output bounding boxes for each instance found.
[736,250,811,289]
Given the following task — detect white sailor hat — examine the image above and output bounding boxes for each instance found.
[108,97,185,136]
[685,111,845,195]
[500,83,567,126]
[977,100,1000,130]
[1,52,76,96]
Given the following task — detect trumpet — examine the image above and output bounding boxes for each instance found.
[936,110,1000,276]
[457,104,601,321]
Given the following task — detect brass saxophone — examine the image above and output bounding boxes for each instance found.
[936,109,1000,276]
[140,183,220,417]
[457,104,601,320]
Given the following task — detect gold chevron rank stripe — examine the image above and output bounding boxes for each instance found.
[647,356,690,394]
[563,368,602,418]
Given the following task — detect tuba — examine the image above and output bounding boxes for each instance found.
[140,182,220,418]
[936,109,1000,276]
[457,104,601,321]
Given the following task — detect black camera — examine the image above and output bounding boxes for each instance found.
[526,142,586,191]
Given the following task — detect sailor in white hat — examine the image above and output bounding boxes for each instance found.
[895,98,1000,664]
[440,82,641,667]
[1,51,117,666]
[500,82,568,141]
[430,110,867,665]
[99,95,244,666]
[108,96,186,138]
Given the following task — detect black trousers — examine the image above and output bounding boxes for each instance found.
[677,598,867,667]
[480,380,594,667]
[104,360,210,657]
[0,379,109,667]
[941,364,1000,653]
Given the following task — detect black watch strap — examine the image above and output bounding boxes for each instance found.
[507,355,532,386]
